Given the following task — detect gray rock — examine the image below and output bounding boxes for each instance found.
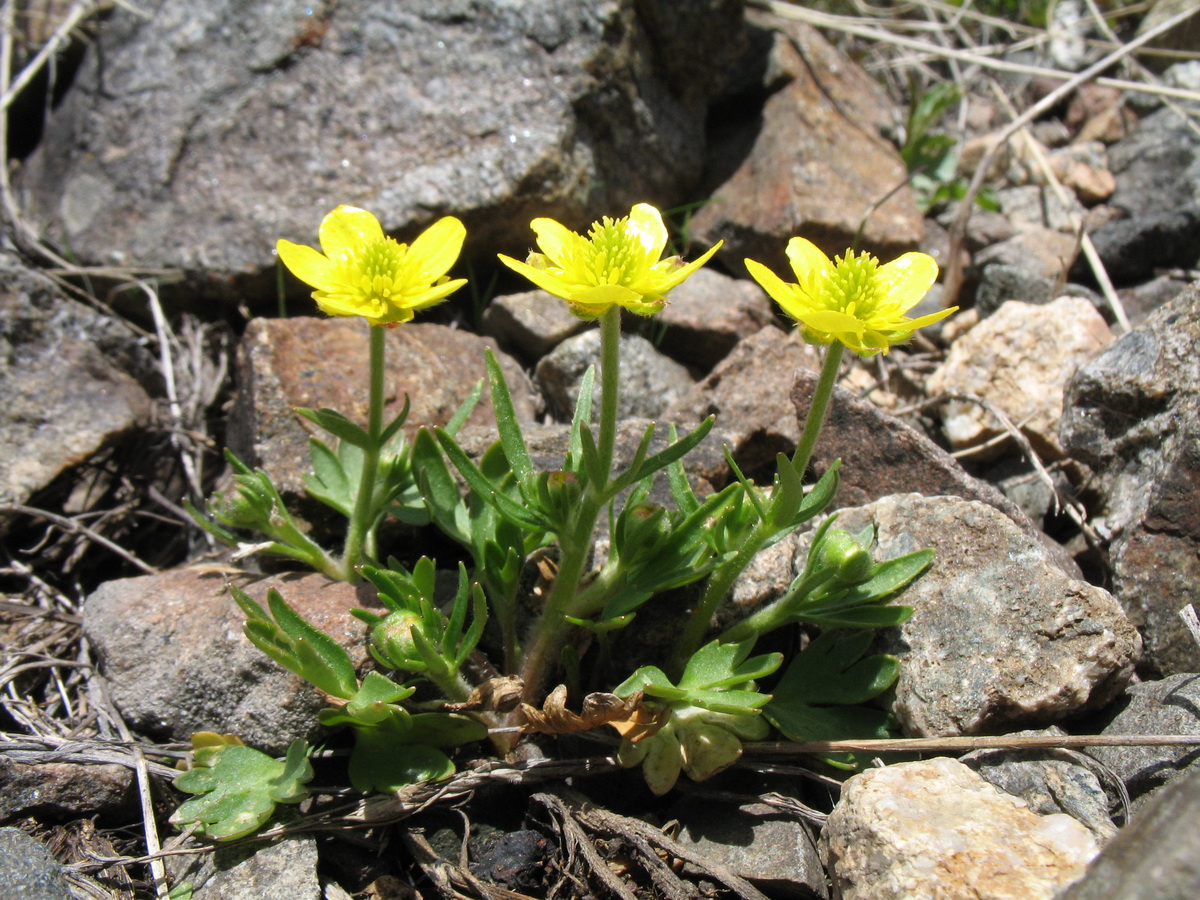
[16,0,743,298]
[927,297,1113,462]
[481,290,590,361]
[534,329,694,421]
[960,729,1117,841]
[997,184,1087,233]
[1060,285,1200,674]
[673,797,827,899]
[814,494,1140,737]
[691,11,923,280]
[170,834,321,900]
[1086,673,1200,807]
[83,568,379,754]
[1056,763,1200,900]
[227,317,541,506]
[0,827,71,900]
[654,266,777,370]
[1081,106,1200,280]
[819,758,1098,900]
[0,758,136,823]
[0,251,153,507]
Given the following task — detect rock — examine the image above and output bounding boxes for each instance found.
[1136,0,1200,72]
[654,267,777,370]
[227,317,540,505]
[973,264,1101,321]
[673,797,827,899]
[1066,84,1136,145]
[997,184,1087,233]
[961,729,1117,841]
[1056,764,1200,900]
[170,834,321,900]
[0,759,136,823]
[812,494,1140,737]
[534,329,694,422]
[0,827,71,900]
[791,369,1055,546]
[1059,285,1200,674]
[1081,106,1200,281]
[665,325,822,477]
[83,568,379,754]
[690,10,923,280]
[819,757,1098,900]
[1086,673,1200,808]
[973,228,1080,285]
[481,290,589,362]
[1116,273,1190,327]
[15,0,744,297]
[927,297,1113,461]
[0,251,153,507]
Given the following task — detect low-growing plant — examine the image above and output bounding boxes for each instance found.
[183,202,955,835]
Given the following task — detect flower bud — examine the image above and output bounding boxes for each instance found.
[370,610,423,670]
[820,529,873,582]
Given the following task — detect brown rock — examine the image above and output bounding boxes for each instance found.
[0,759,136,822]
[664,325,822,477]
[227,317,541,502]
[691,11,923,279]
[83,568,379,754]
[654,268,777,370]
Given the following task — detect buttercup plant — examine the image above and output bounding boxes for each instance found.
[180,201,951,833]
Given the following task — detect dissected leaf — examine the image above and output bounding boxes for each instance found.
[171,741,312,841]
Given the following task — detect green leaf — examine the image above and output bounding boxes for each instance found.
[434,428,552,531]
[679,640,782,691]
[295,407,371,449]
[407,712,489,747]
[485,349,534,485]
[232,587,359,700]
[304,437,353,517]
[347,718,456,793]
[763,630,900,743]
[378,394,413,447]
[566,365,595,470]
[170,741,312,841]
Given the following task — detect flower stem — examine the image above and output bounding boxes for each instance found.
[672,342,845,673]
[519,308,622,701]
[341,324,386,580]
[791,341,843,478]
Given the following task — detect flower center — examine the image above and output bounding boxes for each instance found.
[351,238,407,301]
[825,252,882,317]
[582,217,641,286]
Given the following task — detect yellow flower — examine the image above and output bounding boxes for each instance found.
[276,205,467,326]
[497,203,722,319]
[745,238,953,356]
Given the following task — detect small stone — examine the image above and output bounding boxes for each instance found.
[1056,764,1200,900]
[812,494,1140,737]
[481,290,590,361]
[673,797,827,899]
[927,296,1113,461]
[1086,673,1200,809]
[227,317,541,504]
[534,330,693,422]
[0,759,136,822]
[820,758,1099,900]
[169,834,321,900]
[654,267,776,370]
[0,828,71,900]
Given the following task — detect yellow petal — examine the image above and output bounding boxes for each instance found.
[277,239,336,290]
[874,252,939,312]
[784,237,833,287]
[406,216,466,284]
[657,240,723,292]
[626,203,669,260]
[573,283,642,307]
[319,205,384,259]
[529,217,580,268]
[498,254,578,299]
[901,305,958,331]
[799,308,867,338]
[745,258,803,317]
[406,277,469,310]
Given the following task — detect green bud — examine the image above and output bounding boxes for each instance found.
[371,610,424,670]
[820,529,872,582]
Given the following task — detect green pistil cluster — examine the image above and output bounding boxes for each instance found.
[357,239,407,301]
[826,252,881,314]
[586,218,637,286]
